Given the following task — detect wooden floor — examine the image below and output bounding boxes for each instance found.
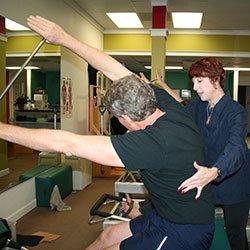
[0,151,118,249]
[17,177,117,250]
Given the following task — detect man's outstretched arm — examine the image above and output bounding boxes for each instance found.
[27,16,132,81]
[0,122,124,167]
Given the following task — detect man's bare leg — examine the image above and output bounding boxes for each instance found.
[86,222,132,250]
[104,243,120,250]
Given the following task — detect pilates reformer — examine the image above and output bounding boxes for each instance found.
[88,193,146,229]
[89,171,148,228]
[114,171,147,196]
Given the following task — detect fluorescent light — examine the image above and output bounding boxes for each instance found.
[25,66,40,70]
[165,66,183,70]
[6,66,40,70]
[5,18,30,31]
[172,12,203,29]
[224,67,250,71]
[106,13,143,28]
[145,66,183,70]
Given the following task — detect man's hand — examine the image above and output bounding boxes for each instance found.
[177,162,219,199]
[27,16,67,45]
[122,194,141,219]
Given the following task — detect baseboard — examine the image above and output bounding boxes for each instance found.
[0,168,10,177]
[6,199,37,222]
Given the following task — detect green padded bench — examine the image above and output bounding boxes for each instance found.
[210,217,230,250]
[35,165,73,207]
[19,164,54,182]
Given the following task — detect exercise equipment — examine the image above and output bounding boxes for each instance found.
[114,171,147,196]
[19,164,54,182]
[0,39,46,101]
[210,209,231,250]
[88,194,131,227]
[89,172,147,228]
[35,165,72,207]
[98,103,106,135]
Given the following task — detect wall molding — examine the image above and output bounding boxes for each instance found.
[6,52,61,57]
[0,177,36,222]
[104,29,250,36]
[105,51,250,58]
[7,199,36,222]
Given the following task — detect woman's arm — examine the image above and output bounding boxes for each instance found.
[213,108,248,178]
[178,107,248,199]
[155,69,183,103]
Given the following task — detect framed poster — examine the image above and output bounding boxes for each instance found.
[61,77,73,117]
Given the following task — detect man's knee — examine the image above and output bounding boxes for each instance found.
[99,226,117,245]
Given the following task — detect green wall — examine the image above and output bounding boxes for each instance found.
[0,39,7,171]
[31,71,60,108]
[31,71,46,97]
[45,72,60,107]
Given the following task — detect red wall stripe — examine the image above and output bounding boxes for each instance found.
[0,16,6,34]
[152,6,166,29]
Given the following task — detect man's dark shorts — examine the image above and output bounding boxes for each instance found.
[120,211,214,250]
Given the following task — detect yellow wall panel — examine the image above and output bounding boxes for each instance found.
[104,34,151,51]
[104,34,250,53]
[6,36,60,53]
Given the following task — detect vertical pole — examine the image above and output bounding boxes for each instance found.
[150,1,168,81]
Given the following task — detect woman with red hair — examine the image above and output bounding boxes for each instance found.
[157,57,250,250]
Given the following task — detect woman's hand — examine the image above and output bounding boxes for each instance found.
[139,72,150,84]
[177,162,219,199]
[155,69,166,88]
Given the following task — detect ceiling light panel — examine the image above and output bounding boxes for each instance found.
[106,12,143,28]
[6,18,30,31]
[172,12,203,29]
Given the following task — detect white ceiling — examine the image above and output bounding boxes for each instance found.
[69,0,250,31]
[6,0,250,72]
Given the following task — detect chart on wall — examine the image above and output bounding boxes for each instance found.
[61,77,73,117]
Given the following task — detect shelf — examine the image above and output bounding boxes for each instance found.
[15,121,61,129]
[14,110,61,129]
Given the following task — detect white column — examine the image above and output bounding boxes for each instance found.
[233,70,239,101]
[26,69,31,99]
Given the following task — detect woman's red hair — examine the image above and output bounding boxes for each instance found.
[188,57,226,88]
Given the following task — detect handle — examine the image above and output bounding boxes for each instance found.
[90,193,122,217]
[0,38,46,101]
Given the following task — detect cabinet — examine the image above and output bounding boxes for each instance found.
[14,110,60,129]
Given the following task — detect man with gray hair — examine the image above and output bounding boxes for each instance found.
[0,16,215,249]
[104,74,157,122]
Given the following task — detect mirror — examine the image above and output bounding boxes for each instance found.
[0,16,60,193]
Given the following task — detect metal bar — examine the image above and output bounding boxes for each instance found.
[0,38,46,101]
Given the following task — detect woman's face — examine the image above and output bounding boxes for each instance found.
[192,77,217,102]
